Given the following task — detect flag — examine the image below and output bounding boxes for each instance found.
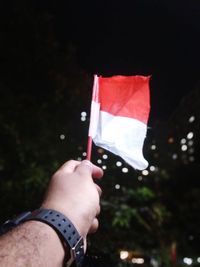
[88,75,150,170]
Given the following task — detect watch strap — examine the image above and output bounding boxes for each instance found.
[23,209,84,267]
[0,211,31,235]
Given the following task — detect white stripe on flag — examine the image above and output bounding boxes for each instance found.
[88,100,100,138]
[93,110,148,170]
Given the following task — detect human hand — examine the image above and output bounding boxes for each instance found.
[41,160,103,240]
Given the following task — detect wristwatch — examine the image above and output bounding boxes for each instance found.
[0,209,85,267]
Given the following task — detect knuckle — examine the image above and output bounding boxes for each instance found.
[52,171,59,180]
[67,159,78,165]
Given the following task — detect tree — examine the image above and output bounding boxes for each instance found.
[0,0,91,222]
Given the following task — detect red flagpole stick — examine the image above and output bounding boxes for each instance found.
[86,75,99,162]
[86,136,92,161]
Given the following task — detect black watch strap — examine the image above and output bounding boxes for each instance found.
[0,211,31,235]
[23,209,84,267]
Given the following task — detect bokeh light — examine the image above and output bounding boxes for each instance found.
[60,134,65,140]
[142,170,149,176]
[116,161,122,167]
[122,167,129,173]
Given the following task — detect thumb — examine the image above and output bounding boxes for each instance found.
[76,160,104,179]
[75,160,93,175]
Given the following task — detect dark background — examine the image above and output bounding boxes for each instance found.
[0,1,200,266]
[54,0,200,119]
[1,0,200,119]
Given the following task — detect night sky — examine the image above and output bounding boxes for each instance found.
[53,0,200,120]
[1,1,200,120]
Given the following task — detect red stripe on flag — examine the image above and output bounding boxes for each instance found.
[98,75,150,124]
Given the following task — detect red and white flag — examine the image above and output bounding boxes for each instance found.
[88,75,150,170]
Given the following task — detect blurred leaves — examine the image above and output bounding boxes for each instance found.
[112,205,138,228]
[129,186,155,201]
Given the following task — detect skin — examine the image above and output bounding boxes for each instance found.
[0,160,103,267]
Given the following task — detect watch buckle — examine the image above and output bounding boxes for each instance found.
[66,237,84,267]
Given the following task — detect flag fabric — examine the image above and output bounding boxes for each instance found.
[88,75,150,170]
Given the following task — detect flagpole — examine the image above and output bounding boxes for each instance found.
[86,75,99,161]
[86,136,92,161]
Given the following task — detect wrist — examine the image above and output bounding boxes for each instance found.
[24,209,85,267]
[41,202,93,238]
[23,220,66,263]
[0,220,66,267]
[1,208,85,267]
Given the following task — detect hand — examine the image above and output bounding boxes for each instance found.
[41,160,103,239]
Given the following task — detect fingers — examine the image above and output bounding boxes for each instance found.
[92,164,104,179]
[52,159,103,237]
[88,218,99,234]
[95,184,102,197]
[59,160,81,173]
[58,160,103,179]
[76,160,104,179]
[89,201,101,233]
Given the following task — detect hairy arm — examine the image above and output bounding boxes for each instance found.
[0,160,103,267]
[0,221,65,267]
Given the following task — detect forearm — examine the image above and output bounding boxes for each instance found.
[0,221,66,267]
[0,160,103,267]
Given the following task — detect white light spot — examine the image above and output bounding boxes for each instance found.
[77,157,82,161]
[122,167,129,173]
[183,257,193,265]
[97,159,102,164]
[138,176,143,181]
[197,257,200,263]
[172,154,178,160]
[102,154,108,159]
[181,138,186,144]
[189,116,195,123]
[150,258,158,267]
[120,251,129,260]
[151,145,156,150]
[81,111,87,117]
[115,184,120,190]
[82,152,87,157]
[132,258,145,264]
[142,170,149,176]
[81,117,86,121]
[116,161,122,167]
[102,165,107,170]
[60,134,65,140]
[181,145,188,151]
[150,166,156,171]
[187,132,194,139]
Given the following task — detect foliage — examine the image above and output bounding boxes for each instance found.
[0,1,91,222]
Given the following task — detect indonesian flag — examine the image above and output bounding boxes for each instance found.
[88,75,150,170]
